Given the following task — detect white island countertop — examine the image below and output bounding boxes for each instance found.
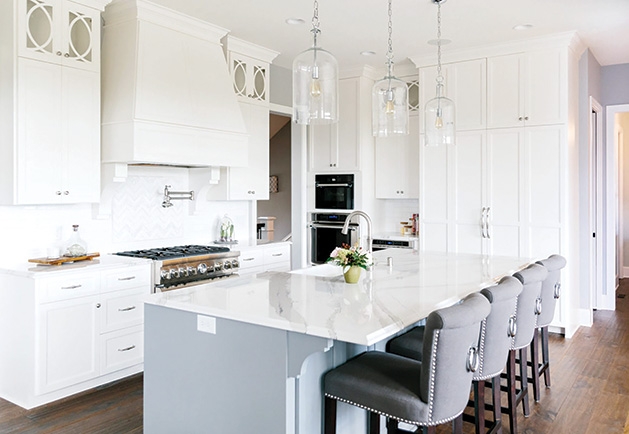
[144,249,532,346]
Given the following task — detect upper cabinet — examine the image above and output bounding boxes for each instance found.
[310,77,369,172]
[18,0,101,72]
[0,0,105,205]
[487,49,565,128]
[224,36,277,106]
[419,58,487,132]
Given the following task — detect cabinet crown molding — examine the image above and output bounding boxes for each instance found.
[104,0,228,43]
[410,31,582,68]
[223,35,279,64]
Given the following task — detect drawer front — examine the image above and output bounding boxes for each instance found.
[101,265,151,293]
[101,288,146,333]
[238,249,264,270]
[101,326,144,375]
[264,245,291,265]
[40,274,100,303]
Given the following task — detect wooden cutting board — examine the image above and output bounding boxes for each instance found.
[28,252,100,266]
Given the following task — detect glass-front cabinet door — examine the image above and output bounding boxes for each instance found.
[18,0,101,72]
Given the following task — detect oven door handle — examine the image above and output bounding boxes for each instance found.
[309,224,358,230]
[315,183,352,188]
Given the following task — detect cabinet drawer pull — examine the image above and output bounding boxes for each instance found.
[242,258,255,261]
[271,253,283,257]
[117,276,136,281]
[117,345,136,352]
[118,306,136,312]
[61,284,82,290]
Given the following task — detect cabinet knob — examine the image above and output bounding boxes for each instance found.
[518,116,523,121]
[63,191,69,195]
[524,116,529,121]
[56,51,62,56]
[64,53,69,58]
[96,303,101,308]
[55,191,62,195]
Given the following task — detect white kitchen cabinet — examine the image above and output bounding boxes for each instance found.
[0,260,151,409]
[18,0,101,72]
[0,0,103,205]
[309,78,361,171]
[238,243,291,275]
[223,36,278,106]
[487,49,565,129]
[207,102,270,201]
[420,126,564,259]
[419,58,487,132]
[375,114,420,199]
[16,58,100,204]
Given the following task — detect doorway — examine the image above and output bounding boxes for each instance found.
[590,98,604,311]
[257,111,292,243]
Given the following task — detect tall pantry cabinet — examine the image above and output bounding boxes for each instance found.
[0,0,107,205]
[416,34,583,336]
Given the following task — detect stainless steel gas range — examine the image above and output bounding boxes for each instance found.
[115,245,240,292]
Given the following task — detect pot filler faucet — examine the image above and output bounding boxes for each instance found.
[342,210,373,253]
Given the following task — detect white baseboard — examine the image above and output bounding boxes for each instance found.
[623,266,629,278]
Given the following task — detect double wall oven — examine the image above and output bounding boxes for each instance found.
[115,245,240,292]
[309,213,360,265]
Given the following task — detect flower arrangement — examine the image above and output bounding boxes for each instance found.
[327,243,372,270]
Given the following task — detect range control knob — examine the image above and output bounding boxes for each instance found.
[187,266,196,276]
[224,261,232,270]
[197,263,208,274]
[214,262,223,271]
[170,268,180,279]
[179,267,187,277]
[231,259,239,269]
[161,270,171,280]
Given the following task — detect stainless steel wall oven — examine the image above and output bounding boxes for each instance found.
[314,174,354,210]
[309,213,359,265]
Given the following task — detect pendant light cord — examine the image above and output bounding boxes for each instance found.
[311,0,321,46]
[436,0,443,84]
[386,0,394,77]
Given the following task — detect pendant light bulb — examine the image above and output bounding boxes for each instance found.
[292,1,338,125]
[371,0,409,137]
[435,112,443,129]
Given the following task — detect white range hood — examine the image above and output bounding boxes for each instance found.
[101,0,248,167]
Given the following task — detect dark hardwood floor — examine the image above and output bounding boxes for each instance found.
[1,281,628,433]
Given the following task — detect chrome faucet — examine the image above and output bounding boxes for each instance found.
[342,210,373,253]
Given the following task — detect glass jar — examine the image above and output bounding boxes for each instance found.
[64,224,87,257]
[219,215,235,242]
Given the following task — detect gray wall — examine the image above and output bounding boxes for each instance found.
[270,64,292,107]
[601,63,629,106]
[258,121,292,240]
[578,49,602,309]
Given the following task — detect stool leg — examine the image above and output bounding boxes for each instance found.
[506,350,518,434]
[474,380,485,434]
[369,412,380,434]
[386,418,398,434]
[325,397,337,434]
[491,376,503,434]
[541,326,551,388]
[453,414,463,434]
[519,348,530,417]
[530,330,541,402]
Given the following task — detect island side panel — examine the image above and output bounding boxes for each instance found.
[143,304,288,433]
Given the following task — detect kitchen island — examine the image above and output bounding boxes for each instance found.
[143,249,531,434]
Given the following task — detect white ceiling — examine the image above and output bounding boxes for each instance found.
[148,0,629,70]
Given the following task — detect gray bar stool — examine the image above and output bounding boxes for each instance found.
[506,263,548,434]
[323,292,491,434]
[387,276,523,434]
[529,254,567,401]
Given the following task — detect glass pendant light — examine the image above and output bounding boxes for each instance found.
[292,0,339,125]
[372,0,409,137]
[425,0,455,146]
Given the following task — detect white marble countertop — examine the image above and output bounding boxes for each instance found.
[144,249,532,346]
[0,254,152,278]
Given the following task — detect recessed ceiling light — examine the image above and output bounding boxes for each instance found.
[361,50,377,56]
[285,18,305,25]
[513,24,533,31]
[427,38,451,46]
